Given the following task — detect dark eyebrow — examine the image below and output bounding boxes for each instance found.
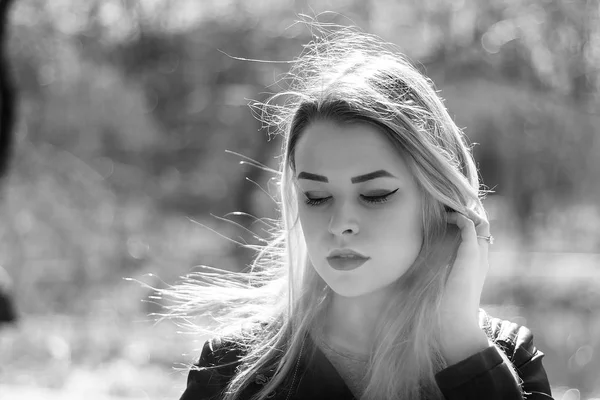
[296,171,329,182]
[296,169,397,184]
[351,170,397,183]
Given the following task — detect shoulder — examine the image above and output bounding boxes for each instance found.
[179,337,247,400]
[179,323,271,400]
[437,310,552,397]
[198,336,247,371]
[478,308,543,368]
[194,321,271,369]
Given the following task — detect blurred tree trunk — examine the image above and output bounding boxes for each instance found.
[0,0,14,181]
[0,0,18,324]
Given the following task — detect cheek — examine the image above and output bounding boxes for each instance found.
[297,207,324,243]
[373,204,423,252]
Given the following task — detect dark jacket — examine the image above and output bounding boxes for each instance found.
[179,311,553,400]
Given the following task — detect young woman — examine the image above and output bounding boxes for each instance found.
[172,25,553,400]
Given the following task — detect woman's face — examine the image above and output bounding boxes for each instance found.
[294,120,424,298]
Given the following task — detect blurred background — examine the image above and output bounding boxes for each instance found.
[0,0,598,399]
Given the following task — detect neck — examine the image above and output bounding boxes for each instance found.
[323,288,391,355]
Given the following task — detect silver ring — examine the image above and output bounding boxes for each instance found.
[477,235,494,244]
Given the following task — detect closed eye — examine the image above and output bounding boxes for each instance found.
[360,188,398,204]
[304,196,331,206]
[303,189,398,207]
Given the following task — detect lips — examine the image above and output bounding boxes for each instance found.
[327,249,369,258]
[326,249,370,271]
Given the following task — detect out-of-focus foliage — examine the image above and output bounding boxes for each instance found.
[0,0,599,398]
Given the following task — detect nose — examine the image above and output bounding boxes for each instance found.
[328,202,359,236]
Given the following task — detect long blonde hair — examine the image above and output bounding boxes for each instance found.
[161,24,494,400]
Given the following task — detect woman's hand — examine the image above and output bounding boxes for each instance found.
[439,208,492,364]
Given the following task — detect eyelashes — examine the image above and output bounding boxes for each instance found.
[304,189,399,207]
[304,197,331,206]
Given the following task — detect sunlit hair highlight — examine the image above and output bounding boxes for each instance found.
[154,22,515,400]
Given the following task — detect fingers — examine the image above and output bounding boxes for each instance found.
[446,212,477,245]
[463,208,491,236]
[446,208,490,245]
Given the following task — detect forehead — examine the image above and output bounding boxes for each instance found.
[294,120,411,180]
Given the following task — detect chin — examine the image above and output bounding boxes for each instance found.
[327,282,382,298]
[328,273,403,299]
